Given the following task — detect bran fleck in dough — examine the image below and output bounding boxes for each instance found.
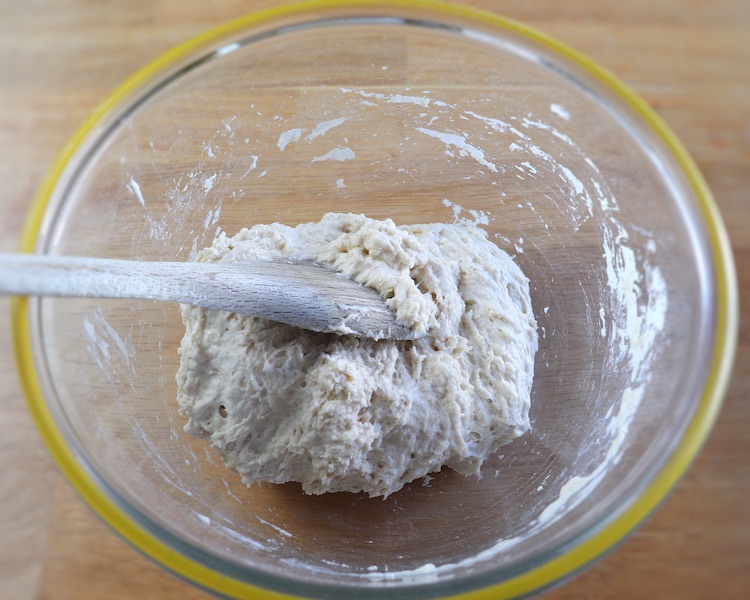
[176,213,537,498]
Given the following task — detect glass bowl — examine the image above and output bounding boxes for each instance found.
[13,1,737,598]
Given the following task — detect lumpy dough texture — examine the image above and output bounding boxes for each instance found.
[176,213,537,498]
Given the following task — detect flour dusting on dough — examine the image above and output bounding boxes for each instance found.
[176,213,537,497]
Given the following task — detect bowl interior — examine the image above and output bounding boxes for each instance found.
[28,9,716,597]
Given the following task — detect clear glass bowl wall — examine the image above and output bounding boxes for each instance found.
[26,11,719,599]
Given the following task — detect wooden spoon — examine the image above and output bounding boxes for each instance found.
[0,253,413,340]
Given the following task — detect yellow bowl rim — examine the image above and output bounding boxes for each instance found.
[11,1,738,598]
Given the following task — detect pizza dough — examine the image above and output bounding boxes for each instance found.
[176,213,537,497]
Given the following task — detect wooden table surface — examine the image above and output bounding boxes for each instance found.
[1,1,748,598]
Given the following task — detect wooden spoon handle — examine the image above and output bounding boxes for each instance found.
[0,253,204,301]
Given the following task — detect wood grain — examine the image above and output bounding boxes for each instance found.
[1,1,748,598]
